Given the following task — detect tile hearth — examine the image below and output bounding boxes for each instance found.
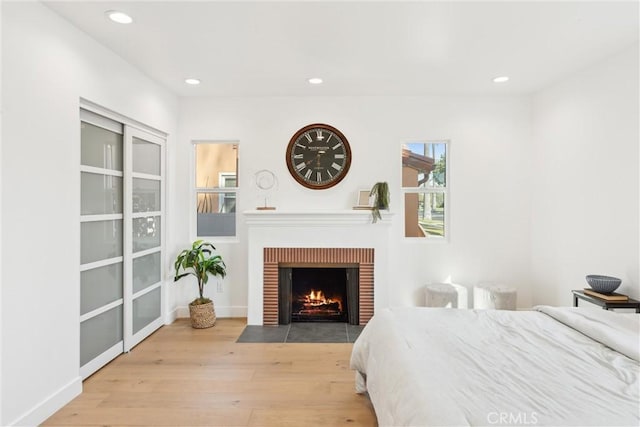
[237,323,365,343]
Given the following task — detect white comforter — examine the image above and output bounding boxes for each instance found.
[350,307,639,426]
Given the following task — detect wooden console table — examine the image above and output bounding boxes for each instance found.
[572,290,640,313]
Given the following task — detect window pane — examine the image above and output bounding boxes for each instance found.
[132,137,161,176]
[133,216,161,252]
[81,262,123,315]
[197,192,236,236]
[81,122,123,171]
[81,172,123,215]
[132,178,160,213]
[133,252,161,294]
[197,192,236,214]
[80,305,123,367]
[404,193,445,238]
[402,142,446,188]
[195,143,238,189]
[81,220,123,264]
[133,287,161,334]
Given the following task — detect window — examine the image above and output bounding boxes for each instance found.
[402,141,448,239]
[195,142,238,237]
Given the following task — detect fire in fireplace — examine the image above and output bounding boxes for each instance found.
[293,288,345,321]
[279,266,359,324]
[291,268,347,322]
[299,289,342,313]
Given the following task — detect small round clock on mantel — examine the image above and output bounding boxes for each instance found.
[285,123,352,190]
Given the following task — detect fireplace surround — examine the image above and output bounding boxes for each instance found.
[244,210,392,325]
[263,247,374,325]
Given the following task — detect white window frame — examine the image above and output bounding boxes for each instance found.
[192,140,239,242]
[401,140,450,242]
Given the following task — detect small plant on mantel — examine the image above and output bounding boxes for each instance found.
[174,240,227,328]
[370,182,390,223]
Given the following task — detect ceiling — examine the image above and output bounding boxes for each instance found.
[44,1,639,97]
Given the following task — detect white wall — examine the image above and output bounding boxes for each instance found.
[175,95,533,313]
[0,1,3,422]
[1,3,177,425]
[531,44,639,305]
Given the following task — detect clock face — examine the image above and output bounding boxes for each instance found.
[285,123,352,190]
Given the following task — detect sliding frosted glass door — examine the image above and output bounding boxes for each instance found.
[125,128,165,350]
[80,110,165,379]
[80,112,125,379]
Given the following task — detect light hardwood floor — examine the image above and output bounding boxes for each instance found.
[44,318,377,426]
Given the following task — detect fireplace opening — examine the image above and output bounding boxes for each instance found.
[292,268,347,322]
[278,266,359,325]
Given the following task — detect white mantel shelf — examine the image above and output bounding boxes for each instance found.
[243,209,394,226]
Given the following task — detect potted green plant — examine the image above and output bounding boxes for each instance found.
[370,182,390,223]
[174,240,227,328]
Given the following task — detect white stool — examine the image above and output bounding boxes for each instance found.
[473,284,517,310]
[425,283,468,308]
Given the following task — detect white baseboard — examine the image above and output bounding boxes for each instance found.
[164,307,179,324]
[174,305,247,319]
[226,305,248,318]
[9,376,82,426]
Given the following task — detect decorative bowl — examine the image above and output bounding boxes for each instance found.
[585,275,621,294]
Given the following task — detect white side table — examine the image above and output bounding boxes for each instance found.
[425,283,468,308]
[473,284,517,310]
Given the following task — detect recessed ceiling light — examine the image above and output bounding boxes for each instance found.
[185,78,201,85]
[105,10,133,24]
[308,78,323,85]
[493,76,510,83]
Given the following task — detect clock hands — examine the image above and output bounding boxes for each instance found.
[298,151,327,183]
[305,150,326,166]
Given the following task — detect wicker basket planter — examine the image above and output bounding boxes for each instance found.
[189,301,216,329]
[174,241,226,329]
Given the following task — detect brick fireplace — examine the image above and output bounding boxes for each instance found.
[244,210,392,325]
[263,247,374,325]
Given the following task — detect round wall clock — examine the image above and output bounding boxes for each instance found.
[285,123,352,190]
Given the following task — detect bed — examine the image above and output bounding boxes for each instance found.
[350,306,639,426]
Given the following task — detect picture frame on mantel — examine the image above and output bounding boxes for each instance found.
[353,189,374,210]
